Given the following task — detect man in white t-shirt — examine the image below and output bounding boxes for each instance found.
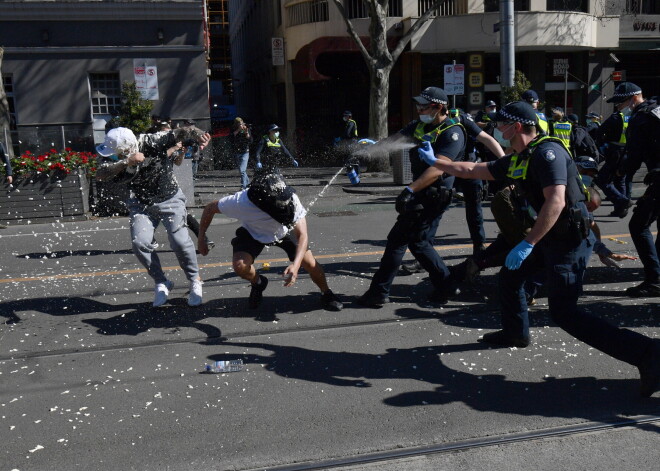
[197,173,343,311]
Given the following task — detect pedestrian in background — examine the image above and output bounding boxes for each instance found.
[95,126,209,308]
[228,117,252,189]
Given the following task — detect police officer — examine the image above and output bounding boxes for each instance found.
[521,90,549,135]
[475,100,497,129]
[596,92,633,218]
[339,111,358,142]
[613,82,660,297]
[255,124,299,174]
[420,101,660,398]
[585,112,601,140]
[357,86,465,307]
[549,106,573,152]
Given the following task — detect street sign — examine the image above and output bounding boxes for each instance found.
[444,64,465,95]
[611,70,626,81]
[272,37,284,66]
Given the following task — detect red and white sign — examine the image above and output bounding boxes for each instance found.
[133,59,159,100]
[444,64,465,95]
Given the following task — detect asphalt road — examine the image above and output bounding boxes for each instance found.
[0,168,658,471]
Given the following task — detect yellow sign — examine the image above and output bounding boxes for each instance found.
[469,72,484,87]
[469,54,483,68]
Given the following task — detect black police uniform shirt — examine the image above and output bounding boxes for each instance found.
[129,131,180,205]
[399,118,466,189]
[487,139,571,215]
[596,111,625,146]
[455,111,482,157]
[623,98,660,175]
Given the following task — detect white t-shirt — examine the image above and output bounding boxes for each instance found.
[217,190,307,243]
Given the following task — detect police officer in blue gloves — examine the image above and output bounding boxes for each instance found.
[356,87,466,307]
[418,100,660,398]
[255,124,299,174]
[613,82,660,297]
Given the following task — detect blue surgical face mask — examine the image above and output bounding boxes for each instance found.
[620,107,632,117]
[108,154,119,161]
[493,128,510,148]
[419,114,435,124]
[580,174,593,187]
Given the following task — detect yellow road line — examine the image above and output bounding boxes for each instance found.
[0,232,644,284]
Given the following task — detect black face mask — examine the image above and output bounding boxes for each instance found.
[247,173,297,225]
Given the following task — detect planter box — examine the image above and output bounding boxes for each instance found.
[0,170,90,225]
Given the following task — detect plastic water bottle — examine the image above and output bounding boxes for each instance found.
[205,359,243,373]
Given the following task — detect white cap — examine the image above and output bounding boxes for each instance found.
[96,127,138,157]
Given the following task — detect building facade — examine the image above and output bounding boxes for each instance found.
[0,0,211,155]
[229,0,659,157]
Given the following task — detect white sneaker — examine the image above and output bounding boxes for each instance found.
[153,280,174,307]
[188,279,203,307]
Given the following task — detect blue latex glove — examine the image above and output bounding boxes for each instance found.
[505,240,535,270]
[292,160,299,168]
[256,161,263,170]
[418,141,437,166]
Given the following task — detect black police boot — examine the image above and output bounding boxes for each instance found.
[248,275,269,309]
[608,206,629,218]
[356,291,390,308]
[399,260,424,275]
[472,244,486,257]
[626,282,660,298]
[427,284,460,305]
[479,330,530,348]
[639,340,660,398]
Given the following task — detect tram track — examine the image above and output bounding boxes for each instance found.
[245,414,660,471]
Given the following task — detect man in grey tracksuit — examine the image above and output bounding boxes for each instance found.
[96,126,209,307]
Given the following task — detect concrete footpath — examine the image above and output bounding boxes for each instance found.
[0,166,658,471]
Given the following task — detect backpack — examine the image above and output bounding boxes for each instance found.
[570,125,601,163]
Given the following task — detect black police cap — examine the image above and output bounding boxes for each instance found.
[495,101,538,126]
[267,124,281,133]
[413,87,448,105]
[521,90,539,103]
[606,82,642,103]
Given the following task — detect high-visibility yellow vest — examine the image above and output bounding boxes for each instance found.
[618,113,629,145]
[551,120,572,149]
[264,136,282,149]
[536,112,549,134]
[413,120,464,144]
[346,119,358,138]
[506,136,571,180]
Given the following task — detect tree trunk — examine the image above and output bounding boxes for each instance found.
[0,48,14,158]
[369,66,391,141]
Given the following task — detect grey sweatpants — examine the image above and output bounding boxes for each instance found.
[128,189,199,284]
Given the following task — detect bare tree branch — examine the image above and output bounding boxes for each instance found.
[390,0,443,61]
[331,0,374,65]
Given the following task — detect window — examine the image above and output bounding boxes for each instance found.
[89,73,121,116]
[346,0,402,18]
[546,0,588,13]
[288,0,329,27]
[484,0,530,12]
[418,0,468,17]
[624,0,660,14]
[2,75,17,129]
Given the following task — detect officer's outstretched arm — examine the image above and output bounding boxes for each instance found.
[525,185,565,245]
[429,157,494,182]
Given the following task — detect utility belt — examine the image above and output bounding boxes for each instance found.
[421,185,453,211]
[548,203,590,245]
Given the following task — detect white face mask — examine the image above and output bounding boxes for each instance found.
[273,132,280,138]
[419,114,435,124]
[493,128,510,148]
[343,117,349,122]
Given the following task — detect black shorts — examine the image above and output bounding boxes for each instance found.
[231,226,298,261]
